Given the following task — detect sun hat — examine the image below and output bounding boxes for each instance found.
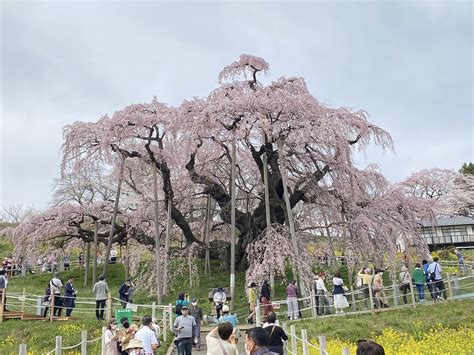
[123,338,143,350]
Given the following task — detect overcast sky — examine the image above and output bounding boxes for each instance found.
[1,0,472,210]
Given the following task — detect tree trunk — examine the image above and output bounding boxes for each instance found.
[103,155,125,278]
[93,222,98,284]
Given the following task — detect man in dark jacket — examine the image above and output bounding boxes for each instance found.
[64,276,77,317]
[118,279,133,308]
[246,327,278,354]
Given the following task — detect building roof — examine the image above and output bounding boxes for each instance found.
[419,216,474,228]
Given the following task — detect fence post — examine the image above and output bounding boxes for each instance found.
[0,289,5,323]
[36,295,43,316]
[302,329,309,355]
[368,284,375,314]
[290,325,297,354]
[319,335,327,355]
[162,306,168,342]
[106,291,112,321]
[310,289,317,318]
[447,274,454,300]
[19,343,27,355]
[409,282,416,308]
[342,347,350,355]
[101,326,106,355]
[55,335,62,355]
[81,330,87,355]
[349,286,357,312]
[151,301,156,321]
[392,279,399,306]
[256,298,261,326]
[168,304,173,332]
[50,293,55,322]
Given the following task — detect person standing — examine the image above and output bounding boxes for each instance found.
[175,292,189,316]
[315,272,329,316]
[260,280,273,319]
[412,263,425,302]
[373,268,389,308]
[50,272,63,317]
[173,305,198,355]
[42,283,51,317]
[422,260,435,300]
[428,257,446,301]
[247,282,258,324]
[358,268,373,310]
[264,312,288,355]
[454,249,466,274]
[399,266,411,305]
[104,318,121,355]
[93,275,109,320]
[213,287,226,320]
[332,272,349,314]
[245,327,278,355]
[64,276,77,317]
[0,269,8,311]
[63,254,70,271]
[286,280,299,320]
[135,315,160,354]
[189,298,203,351]
[119,279,133,308]
[78,251,84,269]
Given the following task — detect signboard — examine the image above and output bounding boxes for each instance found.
[115,308,132,327]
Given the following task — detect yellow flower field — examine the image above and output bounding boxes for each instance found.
[310,324,474,354]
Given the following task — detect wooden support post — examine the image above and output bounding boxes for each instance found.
[290,325,297,354]
[310,289,317,318]
[0,288,5,323]
[447,273,454,300]
[93,222,98,285]
[106,292,112,321]
[50,292,55,322]
[319,335,327,355]
[101,326,106,355]
[302,329,309,355]
[409,282,416,308]
[230,132,237,311]
[368,284,375,314]
[84,241,90,287]
[152,166,162,304]
[349,286,357,312]
[152,301,156,322]
[55,335,62,355]
[255,298,261,326]
[81,330,87,355]
[392,279,399,306]
[19,344,27,355]
[162,306,168,342]
[168,304,173,332]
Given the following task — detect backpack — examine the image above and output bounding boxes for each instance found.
[175,299,185,315]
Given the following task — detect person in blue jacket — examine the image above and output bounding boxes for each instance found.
[64,276,77,317]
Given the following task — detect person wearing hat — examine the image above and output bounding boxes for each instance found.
[246,282,257,324]
[189,298,203,351]
[218,304,238,326]
[119,278,134,308]
[123,338,144,355]
[173,305,198,355]
[399,265,412,304]
[213,287,226,320]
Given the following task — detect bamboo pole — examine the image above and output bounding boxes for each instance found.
[447,273,454,300]
[153,166,162,304]
[0,288,5,323]
[103,155,125,277]
[21,288,25,314]
[230,132,236,311]
[50,292,55,322]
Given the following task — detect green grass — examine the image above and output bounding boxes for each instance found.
[294,299,474,343]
